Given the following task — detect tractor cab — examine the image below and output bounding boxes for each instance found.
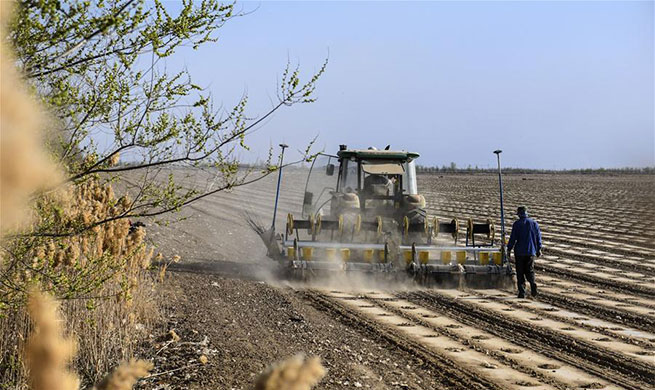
[302,146,424,223]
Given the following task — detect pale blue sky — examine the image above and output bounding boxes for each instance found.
[166,1,654,169]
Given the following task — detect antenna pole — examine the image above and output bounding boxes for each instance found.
[271,144,288,230]
[493,150,508,264]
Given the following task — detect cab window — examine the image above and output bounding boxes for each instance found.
[340,158,359,193]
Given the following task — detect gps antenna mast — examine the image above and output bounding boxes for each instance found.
[271,143,288,230]
[493,150,508,265]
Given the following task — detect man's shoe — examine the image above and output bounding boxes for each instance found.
[531,287,538,297]
[518,293,525,299]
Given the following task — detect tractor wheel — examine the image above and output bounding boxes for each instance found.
[406,207,427,225]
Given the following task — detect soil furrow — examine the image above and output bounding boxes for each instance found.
[477,290,655,348]
[539,277,655,311]
[328,291,560,389]
[537,263,655,298]
[402,291,654,390]
[543,247,655,276]
[537,257,654,287]
[365,295,588,390]
[302,290,505,390]
[529,288,655,333]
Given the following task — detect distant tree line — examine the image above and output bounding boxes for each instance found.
[417,163,655,175]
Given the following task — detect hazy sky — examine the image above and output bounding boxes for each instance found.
[166,1,653,169]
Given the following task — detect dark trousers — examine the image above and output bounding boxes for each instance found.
[515,255,537,296]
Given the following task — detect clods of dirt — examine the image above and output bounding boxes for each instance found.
[580,382,606,389]
[515,380,540,386]
[537,363,560,370]
[480,361,497,369]
[149,272,451,390]
[500,347,523,354]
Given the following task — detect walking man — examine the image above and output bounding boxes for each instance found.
[507,206,542,298]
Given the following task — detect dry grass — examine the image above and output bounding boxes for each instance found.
[25,290,80,390]
[0,3,157,387]
[25,289,154,390]
[1,3,326,389]
[93,359,153,390]
[0,175,159,386]
[254,355,326,390]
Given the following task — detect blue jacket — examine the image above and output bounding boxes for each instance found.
[508,216,542,256]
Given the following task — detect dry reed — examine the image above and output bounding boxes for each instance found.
[0,2,157,386]
[168,329,181,342]
[254,355,326,390]
[2,2,329,389]
[25,289,80,390]
[93,359,153,390]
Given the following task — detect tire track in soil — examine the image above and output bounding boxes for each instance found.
[544,231,655,258]
[527,287,655,334]
[364,292,621,390]
[302,290,506,390]
[537,256,655,285]
[538,277,655,312]
[402,291,655,390]
[325,292,562,390]
[537,263,655,298]
[429,290,655,365]
[479,289,655,347]
[544,247,655,277]
[435,290,655,364]
[539,232,655,259]
[429,195,655,258]
[541,243,655,277]
[428,204,655,256]
[544,226,655,251]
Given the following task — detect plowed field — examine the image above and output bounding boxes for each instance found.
[143,172,655,390]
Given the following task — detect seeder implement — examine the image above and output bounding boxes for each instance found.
[262,145,514,288]
[279,211,512,288]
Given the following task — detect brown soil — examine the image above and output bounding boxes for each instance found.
[139,272,472,390]
[136,172,655,389]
